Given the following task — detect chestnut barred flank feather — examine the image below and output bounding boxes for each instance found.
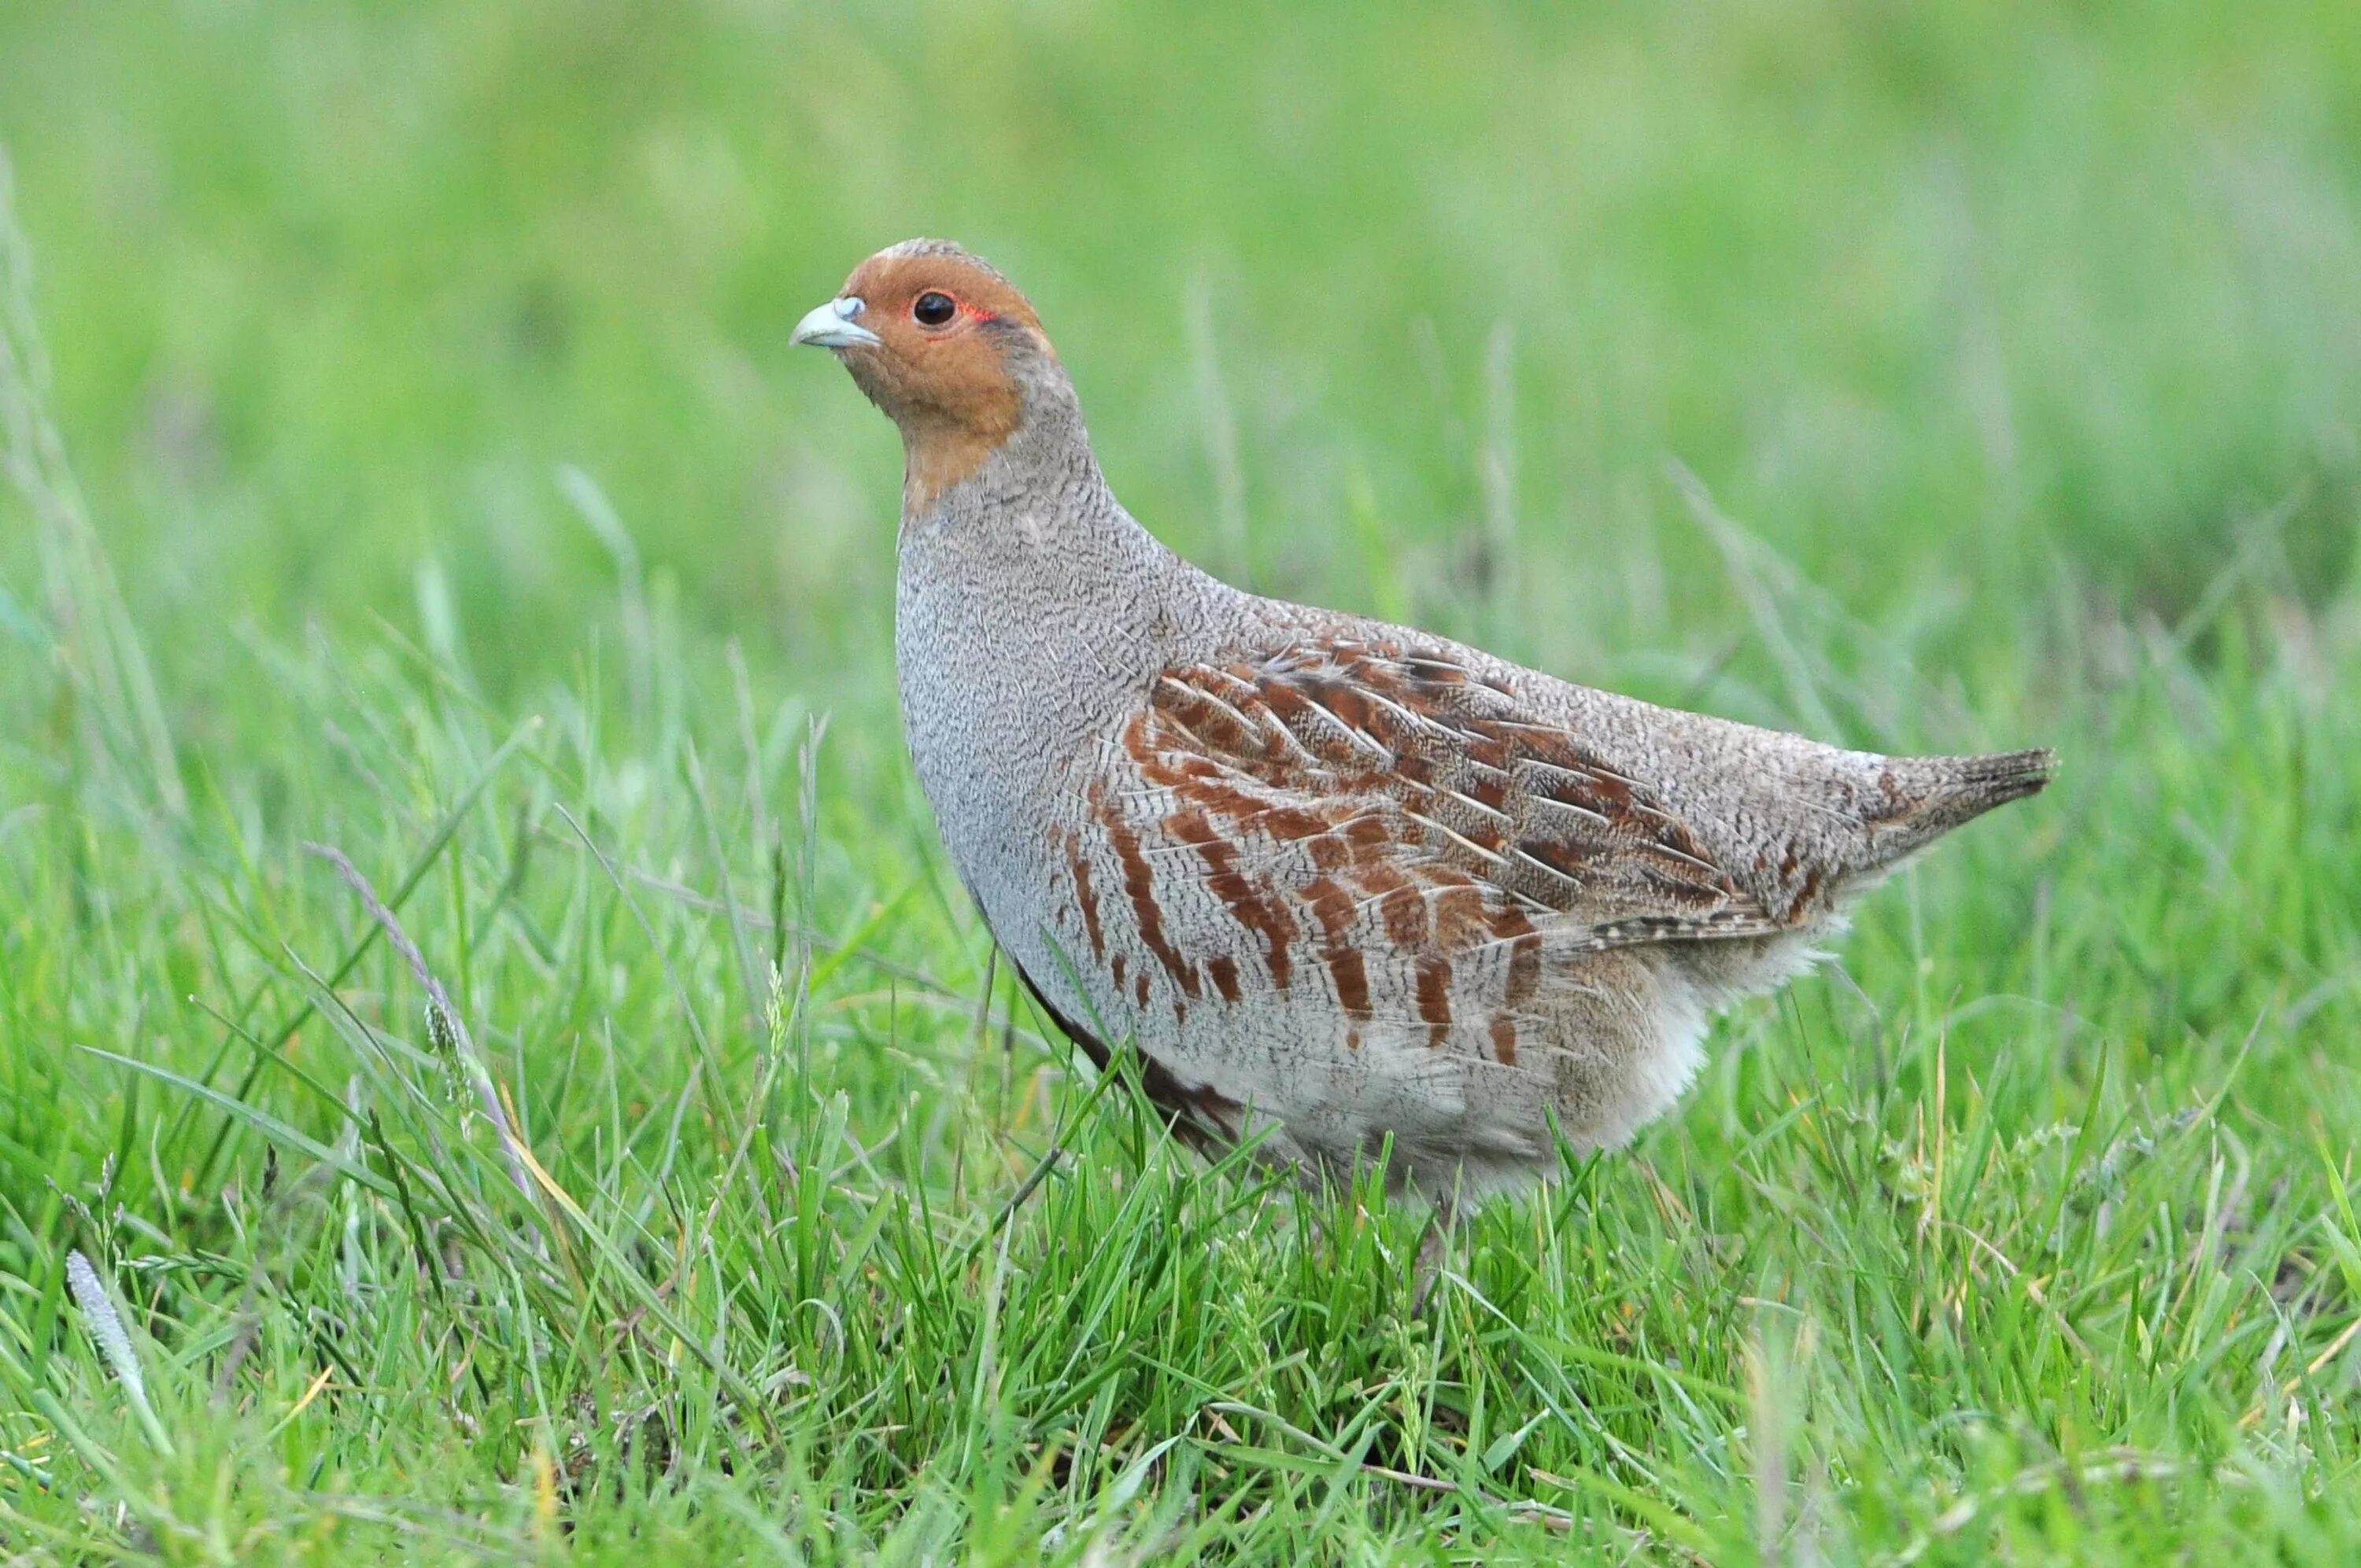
[798,238,2054,1201]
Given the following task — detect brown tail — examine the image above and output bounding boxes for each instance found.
[1869,746,2057,865]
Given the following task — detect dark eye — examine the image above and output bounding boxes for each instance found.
[912,291,956,327]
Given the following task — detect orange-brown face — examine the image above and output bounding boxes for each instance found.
[791,240,1057,514]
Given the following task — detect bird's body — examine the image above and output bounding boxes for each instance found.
[799,239,2051,1201]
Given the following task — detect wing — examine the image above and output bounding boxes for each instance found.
[1066,636,1793,1063]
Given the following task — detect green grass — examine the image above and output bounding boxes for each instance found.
[4,1,2361,1560]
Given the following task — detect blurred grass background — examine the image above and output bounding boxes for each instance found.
[9,0,2358,691]
[5,1,2361,1562]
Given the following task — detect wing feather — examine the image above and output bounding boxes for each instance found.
[1069,636,1796,1056]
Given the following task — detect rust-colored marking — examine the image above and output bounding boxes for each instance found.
[1169,809,1294,991]
[1329,946,1371,1020]
[1343,814,1391,862]
[1102,806,1198,998]
[1505,928,1543,1007]
[1299,874,1352,939]
[1457,816,1508,854]
[1068,844,1106,963]
[1260,805,1332,841]
[1639,860,1727,909]
[1402,656,1466,685]
[1121,709,1156,758]
[1435,885,1490,950]
[1305,677,1377,735]
[1157,681,1264,758]
[1299,874,1371,1020]
[1790,865,1825,921]
[1374,877,1429,949]
[1206,954,1242,1004]
[1134,969,1151,1006]
[1258,680,1315,728]
[1151,765,1263,822]
[1519,836,1591,881]
[1414,955,1453,1049]
[1584,769,1633,811]
[1489,1014,1519,1066]
[1110,954,1127,994]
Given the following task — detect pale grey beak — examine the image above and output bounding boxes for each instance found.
[790,295,881,350]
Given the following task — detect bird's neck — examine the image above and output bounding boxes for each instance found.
[892,397,1219,743]
[897,393,1180,609]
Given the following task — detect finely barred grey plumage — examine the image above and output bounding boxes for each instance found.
[794,240,2053,1201]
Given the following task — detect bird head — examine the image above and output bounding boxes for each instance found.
[792,239,1063,515]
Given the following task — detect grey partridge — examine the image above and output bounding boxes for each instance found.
[792,239,2052,1202]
